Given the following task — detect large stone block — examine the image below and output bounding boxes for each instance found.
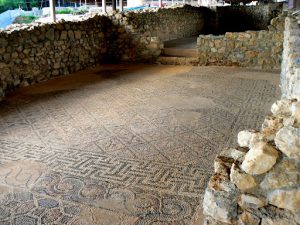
[230,164,257,191]
[268,189,300,212]
[241,142,278,175]
[260,157,300,191]
[203,187,237,224]
[275,126,300,159]
[271,99,293,116]
[238,194,266,209]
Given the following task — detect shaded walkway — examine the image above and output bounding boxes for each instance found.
[0,65,279,224]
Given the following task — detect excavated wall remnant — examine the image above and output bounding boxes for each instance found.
[202,14,300,225]
[197,13,286,70]
[0,5,207,101]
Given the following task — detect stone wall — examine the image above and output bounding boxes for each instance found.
[197,14,285,70]
[280,16,300,99]
[202,14,300,225]
[110,5,211,61]
[215,3,283,34]
[0,5,207,101]
[0,16,112,100]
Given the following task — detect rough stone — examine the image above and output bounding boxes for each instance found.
[214,156,234,176]
[261,116,284,140]
[219,147,247,162]
[60,31,68,40]
[230,164,257,191]
[262,116,284,130]
[238,194,267,209]
[261,217,299,225]
[271,99,293,117]
[74,30,82,39]
[291,101,300,126]
[45,28,55,41]
[268,189,300,212]
[241,142,278,175]
[237,130,260,148]
[238,211,260,225]
[0,37,8,47]
[260,158,300,190]
[275,126,300,159]
[203,187,237,224]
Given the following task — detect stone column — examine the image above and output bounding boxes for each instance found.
[119,0,123,11]
[102,0,106,13]
[49,0,56,22]
[159,0,163,7]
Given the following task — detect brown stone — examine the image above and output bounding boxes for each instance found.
[238,211,260,225]
[230,164,258,191]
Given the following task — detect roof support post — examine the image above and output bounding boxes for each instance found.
[49,0,56,23]
[112,0,117,11]
[119,0,123,11]
[102,0,106,13]
[159,0,162,7]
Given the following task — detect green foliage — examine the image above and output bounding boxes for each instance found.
[0,0,18,13]
[0,0,41,13]
[56,8,73,14]
[72,8,88,15]
[13,15,37,24]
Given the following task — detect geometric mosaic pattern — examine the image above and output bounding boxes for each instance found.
[0,65,280,224]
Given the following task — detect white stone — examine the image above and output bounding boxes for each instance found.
[271,99,292,116]
[241,142,278,175]
[291,101,300,126]
[261,116,284,141]
[230,164,257,191]
[238,194,267,209]
[268,189,300,212]
[275,126,300,159]
[283,117,296,127]
[219,148,247,162]
[262,116,283,130]
[237,130,259,148]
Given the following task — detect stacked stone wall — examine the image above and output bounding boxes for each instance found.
[197,13,285,70]
[0,5,207,100]
[0,16,113,100]
[202,14,300,225]
[109,5,211,61]
[215,3,283,34]
[280,16,300,99]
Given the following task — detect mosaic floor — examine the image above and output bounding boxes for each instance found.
[0,65,280,225]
